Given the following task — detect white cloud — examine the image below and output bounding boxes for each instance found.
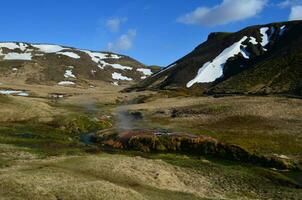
[289,5,302,20]
[278,0,302,8]
[278,1,302,20]
[108,29,137,51]
[106,17,127,33]
[177,0,267,26]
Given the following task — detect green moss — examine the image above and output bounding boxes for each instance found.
[49,114,111,135]
[0,112,111,157]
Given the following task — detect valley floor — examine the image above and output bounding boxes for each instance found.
[0,83,301,199]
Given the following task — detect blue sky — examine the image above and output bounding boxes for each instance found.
[0,0,301,66]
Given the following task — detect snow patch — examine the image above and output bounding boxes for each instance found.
[110,63,132,70]
[109,54,122,59]
[83,51,111,62]
[0,42,28,51]
[19,43,28,51]
[83,50,122,60]
[0,43,20,50]
[273,154,290,160]
[34,53,44,56]
[64,69,76,78]
[240,48,250,59]
[0,90,28,96]
[97,64,104,70]
[187,36,249,87]
[58,81,75,85]
[112,72,132,81]
[83,50,131,70]
[32,44,65,53]
[249,37,258,45]
[137,68,153,76]
[112,81,119,86]
[3,52,32,60]
[0,90,22,95]
[57,52,80,59]
[260,27,270,48]
[16,92,29,96]
[279,25,286,36]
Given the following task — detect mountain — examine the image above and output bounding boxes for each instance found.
[0,42,156,87]
[129,21,302,96]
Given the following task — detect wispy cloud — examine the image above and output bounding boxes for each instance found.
[177,0,267,26]
[277,0,302,8]
[105,17,127,33]
[107,29,137,51]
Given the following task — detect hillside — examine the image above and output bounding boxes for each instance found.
[0,42,155,88]
[129,21,302,96]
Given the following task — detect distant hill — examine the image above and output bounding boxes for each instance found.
[0,42,157,87]
[129,21,302,96]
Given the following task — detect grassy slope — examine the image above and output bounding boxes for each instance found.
[0,88,302,199]
[122,94,302,161]
[212,52,302,95]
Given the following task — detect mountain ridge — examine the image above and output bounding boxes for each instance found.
[0,41,157,88]
[129,20,302,96]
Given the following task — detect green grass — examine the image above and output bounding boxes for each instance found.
[0,111,112,156]
[0,122,83,156]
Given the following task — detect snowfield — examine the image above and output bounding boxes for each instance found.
[187,36,250,87]
[0,42,28,51]
[0,42,154,83]
[112,72,133,81]
[57,52,80,59]
[32,44,65,53]
[3,52,32,60]
[137,68,153,76]
[110,63,132,70]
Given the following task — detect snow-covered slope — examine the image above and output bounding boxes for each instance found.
[187,36,249,87]
[129,21,302,96]
[0,42,156,86]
